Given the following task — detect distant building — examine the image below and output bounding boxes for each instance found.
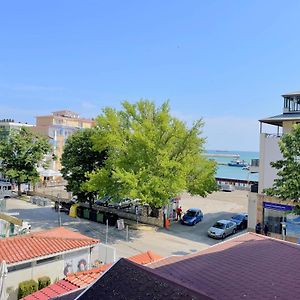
[248,91,300,241]
[0,119,33,140]
[33,110,95,175]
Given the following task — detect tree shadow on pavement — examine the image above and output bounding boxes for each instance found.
[7,205,142,245]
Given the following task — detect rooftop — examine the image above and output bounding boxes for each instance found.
[148,233,300,300]
[23,251,163,300]
[0,227,99,265]
[77,258,212,300]
[259,112,300,126]
[282,91,300,97]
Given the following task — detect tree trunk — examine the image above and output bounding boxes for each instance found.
[17,182,21,196]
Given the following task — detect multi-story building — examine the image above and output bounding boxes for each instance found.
[0,119,33,140]
[33,110,95,175]
[248,91,300,242]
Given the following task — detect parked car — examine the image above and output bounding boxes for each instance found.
[230,213,248,230]
[95,196,112,206]
[181,208,203,226]
[109,198,140,209]
[207,220,237,239]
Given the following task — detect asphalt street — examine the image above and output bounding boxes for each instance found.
[5,190,248,259]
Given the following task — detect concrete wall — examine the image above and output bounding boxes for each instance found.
[247,192,258,231]
[6,258,64,300]
[81,203,164,227]
[258,133,282,193]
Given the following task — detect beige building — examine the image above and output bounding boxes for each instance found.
[248,91,300,242]
[33,110,95,175]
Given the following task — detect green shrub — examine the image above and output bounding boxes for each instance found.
[38,276,51,290]
[18,279,38,299]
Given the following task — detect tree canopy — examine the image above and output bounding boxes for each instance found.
[61,128,107,206]
[0,127,51,195]
[265,124,300,202]
[84,100,217,208]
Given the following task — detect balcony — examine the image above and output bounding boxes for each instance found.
[249,159,259,173]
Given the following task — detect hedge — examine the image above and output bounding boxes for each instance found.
[18,279,38,299]
[38,276,51,290]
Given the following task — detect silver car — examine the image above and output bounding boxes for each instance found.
[207,219,237,239]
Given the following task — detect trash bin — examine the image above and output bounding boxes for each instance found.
[83,209,90,219]
[117,219,125,230]
[96,212,104,223]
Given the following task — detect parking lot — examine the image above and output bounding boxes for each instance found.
[5,190,248,258]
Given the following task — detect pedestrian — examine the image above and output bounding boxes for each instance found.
[263,223,269,236]
[176,206,182,221]
[255,222,262,234]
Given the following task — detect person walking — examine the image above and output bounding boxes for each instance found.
[263,223,269,236]
[255,222,262,234]
[176,206,182,221]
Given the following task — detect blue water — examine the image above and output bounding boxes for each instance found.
[206,150,259,181]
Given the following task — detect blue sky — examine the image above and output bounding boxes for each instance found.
[1,1,300,151]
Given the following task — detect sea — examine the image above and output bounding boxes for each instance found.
[206,150,259,182]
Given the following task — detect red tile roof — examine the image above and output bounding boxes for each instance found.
[22,280,78,300]
[127,250,163,265]
[149,233,300,300]
[64,264,111,287]
[0,227,99,264]
[23,251,163,300]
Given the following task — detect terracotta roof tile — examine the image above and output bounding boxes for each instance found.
[22,280,78,300]
[0,227,99,264]
[127,250,163,265]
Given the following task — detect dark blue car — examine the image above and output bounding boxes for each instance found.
[230,213,248,230]
[181,208,203,226]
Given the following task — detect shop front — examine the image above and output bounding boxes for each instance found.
[263,201,300,239]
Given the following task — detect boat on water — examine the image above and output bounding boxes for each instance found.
[228,159,248,167]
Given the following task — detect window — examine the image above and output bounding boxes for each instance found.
[37,256,59,265]
[8,262,31,272]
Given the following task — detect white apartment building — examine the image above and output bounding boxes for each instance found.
[248,91,300,242]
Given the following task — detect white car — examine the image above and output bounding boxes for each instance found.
[208,220,237,239]
[16,221,31,235]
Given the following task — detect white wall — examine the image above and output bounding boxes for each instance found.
[259,134,282,193]
[5,247,95,300]
[247,192,258,230]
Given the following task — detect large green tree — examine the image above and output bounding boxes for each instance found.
[84,100,217,208]
[61,128,107,207]
[0,127,51,195]
[265,124,300,202]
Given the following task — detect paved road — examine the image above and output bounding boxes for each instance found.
[5,190,248,259]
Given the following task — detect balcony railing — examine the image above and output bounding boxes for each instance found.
[250,159,259,167]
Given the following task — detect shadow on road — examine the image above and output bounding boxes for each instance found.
[7,205,142,245]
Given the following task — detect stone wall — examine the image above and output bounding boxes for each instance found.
[80,203,164,227]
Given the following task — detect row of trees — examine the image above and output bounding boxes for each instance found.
[0,128,50,195]
[2,101,300,210]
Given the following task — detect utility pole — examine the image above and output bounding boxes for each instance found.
[57,194,61,227]
[105,219,108,244]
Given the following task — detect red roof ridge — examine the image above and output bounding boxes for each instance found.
[127,250,163,265]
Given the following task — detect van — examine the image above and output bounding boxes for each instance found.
[220,184,235,192]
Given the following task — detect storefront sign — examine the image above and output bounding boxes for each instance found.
[263,202,293,211]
